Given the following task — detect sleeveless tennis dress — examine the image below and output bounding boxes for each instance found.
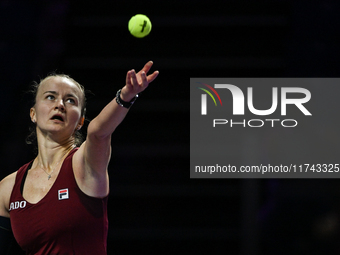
[9,148,108,254]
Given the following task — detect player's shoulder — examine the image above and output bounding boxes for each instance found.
[0,172,17,191]
[0,172,17,216]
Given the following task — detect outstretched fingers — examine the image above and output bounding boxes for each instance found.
[124,61,159,98]
[139,61,159,83]
[141,61,154,74]
[129,69,138,86]
[147,70,159,84]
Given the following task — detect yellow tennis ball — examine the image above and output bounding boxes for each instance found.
[128,14,152,38]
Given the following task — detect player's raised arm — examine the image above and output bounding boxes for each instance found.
[89,61,158,138]
[73,61,159,197]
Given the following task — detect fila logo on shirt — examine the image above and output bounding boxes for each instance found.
[58,188,69,200]
[9,201,27,211]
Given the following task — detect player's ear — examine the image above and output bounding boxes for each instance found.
[76,116,85,130]
[30,107,36,123]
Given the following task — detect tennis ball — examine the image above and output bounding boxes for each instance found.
[128,14,152,38]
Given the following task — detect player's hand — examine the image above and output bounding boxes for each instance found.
[121,61,159,101]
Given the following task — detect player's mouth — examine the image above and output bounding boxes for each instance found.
[51,114,65,122]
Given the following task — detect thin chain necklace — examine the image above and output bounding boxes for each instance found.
[39,145,75,180]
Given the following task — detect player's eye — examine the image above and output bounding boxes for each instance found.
[66,98,76,104]
[46,95,55,100]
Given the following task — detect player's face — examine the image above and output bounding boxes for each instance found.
[30,77,84,139]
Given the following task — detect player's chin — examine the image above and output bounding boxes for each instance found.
[46,122,68,132]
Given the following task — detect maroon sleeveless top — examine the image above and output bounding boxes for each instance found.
[9,148,108,255]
